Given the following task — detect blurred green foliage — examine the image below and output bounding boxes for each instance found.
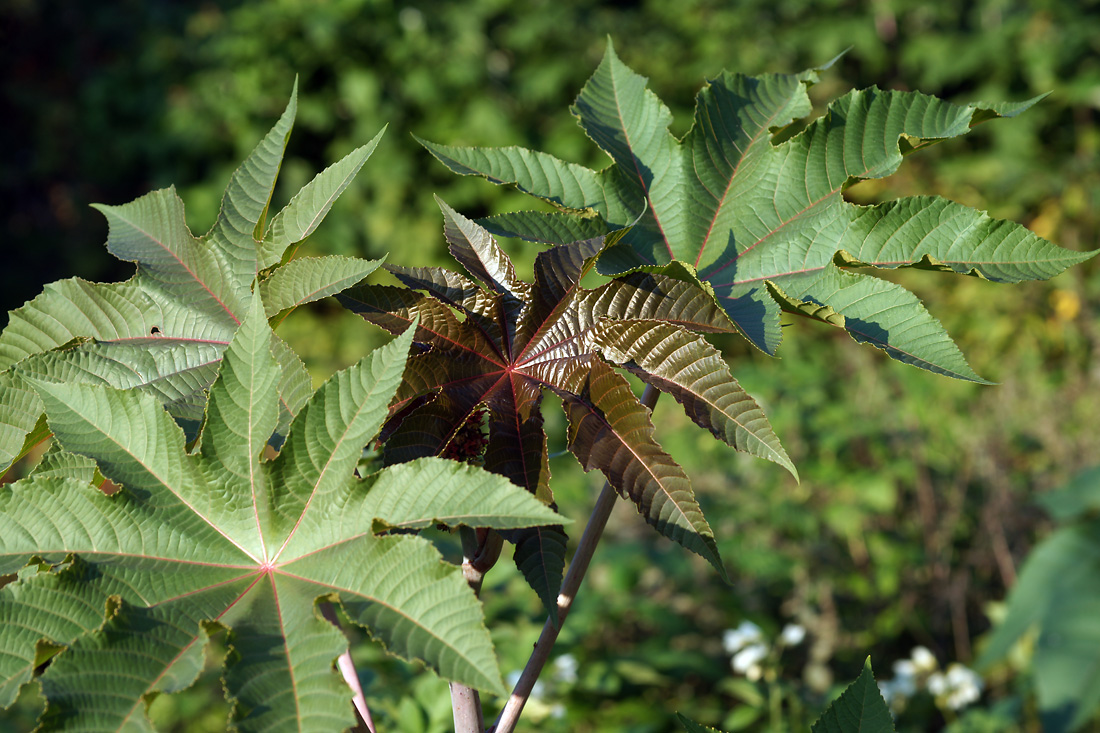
[2,0,1099,731]
[977,466,1100,732]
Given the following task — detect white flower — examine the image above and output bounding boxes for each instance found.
[731,642,768,680]
[934,664,983,710]
[892,659,916,682]
[779,624,806,647]
[891,671,917,698]
[878,680,904,718]
[722,621,764,654]
[910,646,937,674]
[553,654,578,684]
[927,671,947,696]
[879,662,920,716]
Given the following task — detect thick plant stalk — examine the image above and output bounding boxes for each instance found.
[450,682,485,733]
[320,603,376,732]
[491,385,661,733]
[452,527,504,733]
[338,652,376,733]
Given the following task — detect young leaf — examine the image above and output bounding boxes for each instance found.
[0,294,565,731]
[0,86,385,474]
[811,658,896,733]
[339,201,793,615]
[419,42,1093,380]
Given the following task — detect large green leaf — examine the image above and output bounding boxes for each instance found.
[0,87,385,475]
[0,293,565,731]
[978,467,1100,732]
[419,42,1093,379]
[340,203,789,615]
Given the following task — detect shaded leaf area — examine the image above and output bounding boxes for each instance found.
[0,85,385,474]
[419,42,1092,381]
[978,466,1100,733]
[339,200,794,618]
[676,712,725,732]
[0,293,565,731]
[810,659,895,733]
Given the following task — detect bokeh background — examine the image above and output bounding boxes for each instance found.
[2,0,1099,731]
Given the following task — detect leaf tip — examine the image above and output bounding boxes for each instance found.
[818,47,849,72]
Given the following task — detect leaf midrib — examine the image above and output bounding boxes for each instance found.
[272,375,396,563]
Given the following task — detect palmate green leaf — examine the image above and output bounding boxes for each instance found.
[0,293,565,731]
[419,42,1093,380]
[0,85,384,475]
[341,204,784,614]
[978,468,1100,732]
[810,659,895,733]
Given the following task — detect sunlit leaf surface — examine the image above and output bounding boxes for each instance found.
[0,294,565,731]
[419,43,1092,381]
[0,87,384,474]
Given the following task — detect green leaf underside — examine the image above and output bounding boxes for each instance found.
[0,87,383,474]
[419,42,1092,379]
[0,293,565,730]
[261,128,387,268]
[259,255,385,318]
[0,372,47,470]
[979,470,1100,730]
[341,202,771,609]
[811,658,896,733]
[29,446,101,485]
